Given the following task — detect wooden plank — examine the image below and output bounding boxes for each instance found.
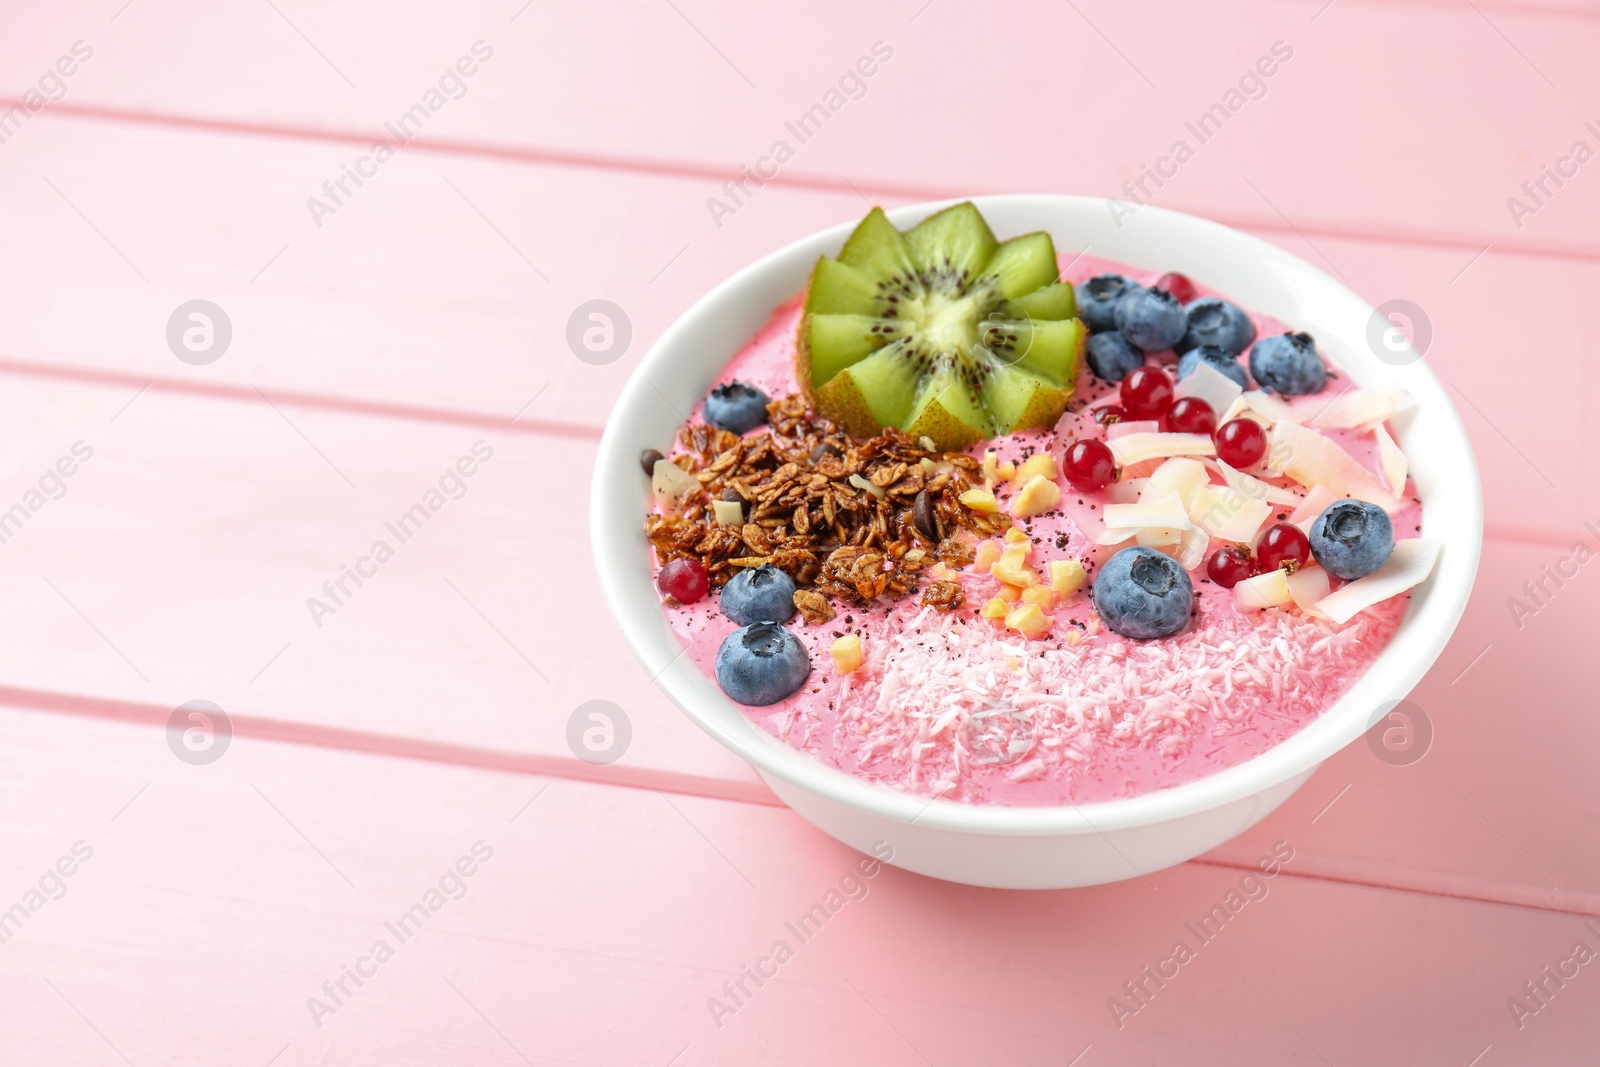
[1,0,1596,251]
[0,373,762,798]
[0,116,1586,536]
[2,707,1597,1066]
[0,370,1591,907]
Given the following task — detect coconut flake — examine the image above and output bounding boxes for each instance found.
[1235,569,1292,612]
[1375,423,1408,497]
[1142,458,1210,509]
[1289,484,1338,533]
[1172,525,1211,571]
[1286,565,1332,620]
[1109,432,1216,467]
[1105,494,1192,531]
[652,459,701,515]
[1270,420,1402,512]
[1190,484,1273,542]
[1135,527,1186,547]
[1314,387,1415,430]
[1212,459,1301,506]
[1094,528,1138,547]
[1221,396,1272,428]
[1174,360,1245,416]
[1243,389,1302,426]
[1106,419,1160,440]
[1314,539,1441,624]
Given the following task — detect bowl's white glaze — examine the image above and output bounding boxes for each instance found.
[591,196,1481,888]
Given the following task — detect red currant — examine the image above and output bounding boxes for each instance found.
[1206,545,1256,588]
[658,557,709,604]
[1095,405,1127,427]
[1063,439,1117,492]
[1155,271,1196,305]
[1120,367,1174,420]
[1163,397,1216,436]
[1214,418,1267,468]
[1256,523,1311,575]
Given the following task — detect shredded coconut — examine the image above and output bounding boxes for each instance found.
[792,595,1404,803]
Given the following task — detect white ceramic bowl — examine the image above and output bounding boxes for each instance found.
[591,195,1481,889]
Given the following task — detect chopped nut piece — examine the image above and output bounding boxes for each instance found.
[1021,585,1056,610]
[1048,559,1087,597]
[1011,474,1062,519]
[991,545,1038,588]
[711,499,744,525]
[830,634,863,674]
[1005,602,1052,636]
[1014,453,1056,484]
[959,487,999,514]
[652,459,702,516]
[921,580,965,611]
[974,539,1002,573]
[980,597,1010,620]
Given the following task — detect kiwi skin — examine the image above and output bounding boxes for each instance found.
[804,357,889,440]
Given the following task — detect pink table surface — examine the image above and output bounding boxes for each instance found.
[1,2,1597,1064]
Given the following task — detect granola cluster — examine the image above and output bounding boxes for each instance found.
[644,395,1006,618]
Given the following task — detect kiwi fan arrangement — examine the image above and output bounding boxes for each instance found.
[798,203,1084,450]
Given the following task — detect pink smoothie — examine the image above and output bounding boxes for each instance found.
[653,257,1421,806]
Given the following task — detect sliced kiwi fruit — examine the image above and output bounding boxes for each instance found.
[796,202,1085,450]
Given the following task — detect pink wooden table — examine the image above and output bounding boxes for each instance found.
[1,2,1597,1062]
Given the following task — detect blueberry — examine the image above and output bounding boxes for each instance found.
[703,381,769,434]
[1075,274,1143,333]
[1114,287,1188,352]
[715,622,811,706]
[1177,344,1249,389]
[1092,546,1193,640]
[1309,500,1394,580]
[1248,332,1327,396]
[719,564,797,625]
[1086,331,1145,383]
[1176,297,1257,356]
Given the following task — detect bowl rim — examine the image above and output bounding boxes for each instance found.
[591,194,1483,836]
